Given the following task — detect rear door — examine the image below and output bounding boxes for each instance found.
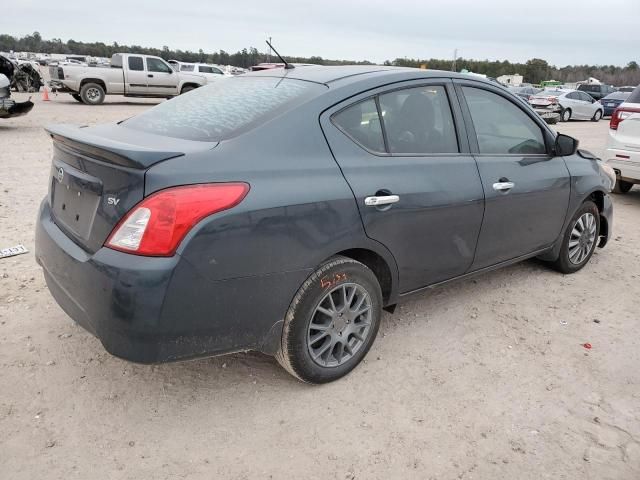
[125,56,148,94]
[145,57,179,95]
[563,92,582,116]
[321,80,484,293]
[577,91,597,118]
[456,81,570,270]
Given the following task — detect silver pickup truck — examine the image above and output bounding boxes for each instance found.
[49,53,208,105]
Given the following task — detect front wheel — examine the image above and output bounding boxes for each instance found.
[550,201,600,274]
[180,85,196,94]
[613,179,633,194]
[71,93,83,103]
[276,256,382,384]
[592,109,603,122]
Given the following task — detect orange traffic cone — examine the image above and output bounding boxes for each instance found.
[42,86,50,102]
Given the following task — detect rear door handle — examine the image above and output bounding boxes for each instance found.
[147,74,154,78]
[492,181,515,192]
[364,195,400,206]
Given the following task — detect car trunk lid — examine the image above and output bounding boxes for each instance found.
[45,123,218,253]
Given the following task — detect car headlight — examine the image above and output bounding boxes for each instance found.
[599,162,616,191]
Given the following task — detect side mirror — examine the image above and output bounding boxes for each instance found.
[555,133,579,156]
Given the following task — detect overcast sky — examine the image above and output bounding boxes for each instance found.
[3,0,639,66]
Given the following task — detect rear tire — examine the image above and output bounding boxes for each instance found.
[276,256,382,384]
[550,201,600,274]
[79,83,105,105]
[561,108,571,122]
[613,179,633,194]
[592,109,603,122]
[71,94,83,103]
[180,85,196,94]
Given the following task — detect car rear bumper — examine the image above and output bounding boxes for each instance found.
[604,147,640,183]
[35,199,310,363]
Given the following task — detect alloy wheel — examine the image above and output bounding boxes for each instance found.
[568,212,597,265]
[307,283,372,367]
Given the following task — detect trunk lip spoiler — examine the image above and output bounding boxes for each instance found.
[45,124,218,169]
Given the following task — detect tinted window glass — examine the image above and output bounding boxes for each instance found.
[332,99,385,153]
[580,92,594,102]
[147,58,172,73]
[198,66,214,73]
[379,86,458,154]
[180,64,195,72]
[604,92,631,101]
[628,85,640,103]
[462,87,546,155]
[125,77,326,141]
[579,85,599,93]
[128,56,143,71]
[566,92,579,100]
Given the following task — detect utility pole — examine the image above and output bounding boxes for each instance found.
[268,36,272,63]
[452,48,458,72]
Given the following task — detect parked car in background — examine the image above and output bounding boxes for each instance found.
[605,85,640,193]
[168,61,231,81]
[599,91,631,116]
[578,83,615,100]
[35,66,615,384]
[49,53,208,104]
[530,89,604,122]
[508,85,542,101]
[617,86,636,93]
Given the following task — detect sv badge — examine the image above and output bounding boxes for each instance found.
[107,197,120,206]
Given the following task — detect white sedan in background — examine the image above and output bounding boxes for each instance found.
[530,89,604,122]
[168,61,231,82]
[604,85,640,193]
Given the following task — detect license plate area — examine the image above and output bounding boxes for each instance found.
[51,162,102,241]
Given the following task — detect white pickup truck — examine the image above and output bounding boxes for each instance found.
[49,53,208,105]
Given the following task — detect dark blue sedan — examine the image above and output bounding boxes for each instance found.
[600,91,631,116]
[35,66,615,383]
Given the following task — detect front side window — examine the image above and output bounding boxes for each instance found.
[147,58,172,73]
[462,86,546,155]
[128,56,143,71]
[379,86,458,154]
[332,99,385,153]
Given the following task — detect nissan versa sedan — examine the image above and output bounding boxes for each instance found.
[35,66,615,383]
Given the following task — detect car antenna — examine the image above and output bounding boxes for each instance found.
[265,40,294,69]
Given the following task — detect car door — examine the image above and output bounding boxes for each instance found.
[145,57,179,95]
[562,91,581,117]
[456,81,571,270]
[125,55,148,95]
[321,80,485,293]
[579,91,597,118]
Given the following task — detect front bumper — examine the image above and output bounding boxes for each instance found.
[35,200,309,363]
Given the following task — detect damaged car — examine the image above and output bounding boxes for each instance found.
[12,60,44,93]
[0,55,34,119]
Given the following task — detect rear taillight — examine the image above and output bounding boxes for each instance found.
[610,106,640,130]
[106,183,249,256]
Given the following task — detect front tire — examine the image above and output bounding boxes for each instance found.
[550,201,600,274]
[561,108,572,122]
[180,85,196,94]
[276,256,382,384]
[79,83,105,105]
[592,109,603,122]
[613,179,633,194]
[71,93,83,103]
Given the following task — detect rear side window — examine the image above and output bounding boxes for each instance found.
[332,99,385,153]
[128,56,143,71]
[379,86,458,154]
[462,87,546,155]
[180,64,195,72]
[124,77,326,141]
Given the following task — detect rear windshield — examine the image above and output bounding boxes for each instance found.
[627,85,640,104]
[603,92,631,101]
[123,77,326,141]
[578,85,600,92]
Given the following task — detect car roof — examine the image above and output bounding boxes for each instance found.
[243,65,500,87]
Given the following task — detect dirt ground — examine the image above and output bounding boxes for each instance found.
[1,91,639,480]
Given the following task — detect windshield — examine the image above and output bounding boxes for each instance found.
[578,85,600,92]
[124,76,326,141]
[603,92,630,101]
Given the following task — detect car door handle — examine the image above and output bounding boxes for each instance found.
[147,74,154,78]
[492,181,515,192]
[364,195,400,206]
